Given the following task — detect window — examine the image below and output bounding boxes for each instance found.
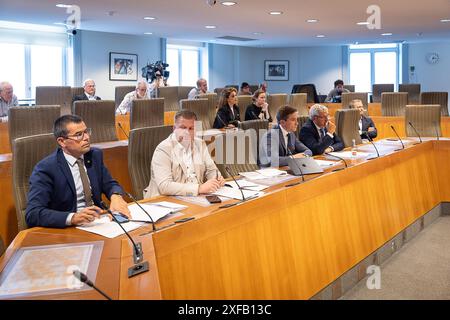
[349,43,400,93]
[0,43,26,99]
[166,44,203,86]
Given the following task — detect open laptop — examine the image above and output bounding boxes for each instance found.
[287,157,324,176]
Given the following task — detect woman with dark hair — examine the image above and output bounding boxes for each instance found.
[213,87,241,129]
[244,89,272,122]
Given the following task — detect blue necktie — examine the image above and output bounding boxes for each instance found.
[320,128,326,140]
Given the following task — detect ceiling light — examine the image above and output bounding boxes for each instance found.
[306,19,318,23]
[205,25,217,29]
[440,19,450,22]
[316,35,325,38]
[144,32,153,35]
[357,21,370,25]
[56,4,72,8]
[221,1,237,5]
[54,22,66,26]
[381,33,393,36]
[253,32,263,35]
[269,11,283,15]
[144,16,156,20]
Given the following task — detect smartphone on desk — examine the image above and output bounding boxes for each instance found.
[206,195,222,204]
[112,212,129,223]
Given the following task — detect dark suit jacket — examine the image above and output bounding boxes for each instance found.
[260,125,312,167]
[299,119,344,155]
[361,116,377,139]
[25,148,123,228]
[72,93,101,103]
[213,105,241,129]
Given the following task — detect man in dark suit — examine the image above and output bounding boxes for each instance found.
[299,104,344,155]
[72,79,101,102]
[260,105,312,167]
[349,99,377,140]
[25,115,130,228]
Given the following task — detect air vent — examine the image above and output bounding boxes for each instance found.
[216,36,257,41]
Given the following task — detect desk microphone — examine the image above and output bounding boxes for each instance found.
[434,121,440,141]
[125,192,156,232]
[117,122,129,139]
[225,166,246,201]
[408,122,422,144]
[285,145,305,187]
[363,132,380,160]
[390,125,405,151]
[73,270,112,300]
[216,112,229,129]
[100,201,149,278]
[325,152,348,171]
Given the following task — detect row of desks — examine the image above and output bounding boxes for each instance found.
[1,140,449,299]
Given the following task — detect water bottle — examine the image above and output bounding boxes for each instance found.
[351,139,357,157]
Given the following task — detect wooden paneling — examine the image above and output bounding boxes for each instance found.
[0,122,10,154]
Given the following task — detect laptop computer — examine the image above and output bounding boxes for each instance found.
[287,157,324,176]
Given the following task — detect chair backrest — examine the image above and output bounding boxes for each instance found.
[335,109,362,147]
[343,85,355,92]
[291,84,319,103]
[296,115,310,139]
[157,86,178,111]
[248,85,259,94]
[130,98,164,130]
[341,92,368,109]
[420,92,449,116]
[114,86,135,109]
[214,87,226,96]
[197,93,218,128]
[237,95,253,119]
[238,119,269,161]
[268,94,288,113]
[289,93,308,116]
[71,87,84,100]
[178,86,195,100]
[381,92,408,116]
[405,105,442,137]
[225,85,239,91]
[35,86,72,115]
[73,100,118,143]
[12,133,56,231]
[399,83,421,104]
[8,105,61,149]
[214,130,259,178]
[372,84,394,103]
[179,98,212,130]
[128,125,173,200]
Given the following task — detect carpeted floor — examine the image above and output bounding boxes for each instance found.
[341,216,450,300]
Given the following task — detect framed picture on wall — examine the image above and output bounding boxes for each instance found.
[109,52,138,81]
[264,60,289,81]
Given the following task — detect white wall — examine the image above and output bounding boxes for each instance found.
[408,41,450,108]
[78,30,161,100]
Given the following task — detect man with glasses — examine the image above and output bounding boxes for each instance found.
[73,79,101,102]
[299,104,344,155]
[26,115,130,228]
[0,81,18,122]
[116,79,149,114]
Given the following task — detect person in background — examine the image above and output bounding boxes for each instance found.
[299,104,344,155]
[116,79,149,114]
[148,71,167,98]
[145,110,225,198]
[349,99,377,140]
[73,79,101,102]
[325,79,349,103]
[260,105,312,167]
[238,82,252,96]
[260,82,268,94]
[0,81,18,121]
[25,115,130,228]
[245,89,272,122]
[213,87,241,129]
[188,78,208,100]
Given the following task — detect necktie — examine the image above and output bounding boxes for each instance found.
[76,158,93,207]
[287,133,294,153]
[320,128,326,140]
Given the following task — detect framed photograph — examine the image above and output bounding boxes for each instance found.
[109,52,138,81]
[264,60,289,81]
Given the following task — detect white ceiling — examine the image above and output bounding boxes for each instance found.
[0,0,449,47]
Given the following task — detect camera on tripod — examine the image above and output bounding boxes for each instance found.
[141,61,170,82]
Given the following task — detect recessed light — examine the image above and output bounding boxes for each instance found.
[381,33,393,36]
[144,32,153,35]
[56,4,72,8]
[205,25,217,29]
[144,16,156,20]
[357,21,370,25]
[440,19,450,22]
[221,1,237,6]
[269,11,283,15]
[306,19,318,23]
[316,35,325,38]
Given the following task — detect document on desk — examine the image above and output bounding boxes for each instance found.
[327,151,373,160]
[213,186,263,200]
[314,159,339,168]
[77,216,145,238]
[129,202,185,222]
[224,179,268,191]
[174,195,229,207]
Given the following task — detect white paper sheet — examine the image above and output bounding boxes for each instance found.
[174,195,228,207]
[327,151,373,160]
[224,179,268,191]
[213,186,263,200]
[255,168,288,177]
[314,159,339,167]
[77,216,145,238]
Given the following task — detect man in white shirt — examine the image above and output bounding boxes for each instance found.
[0,81,19,122]
[144,110,225,198]
[188,78,208,100]
[73,79,101,102]
[116,79,149,114]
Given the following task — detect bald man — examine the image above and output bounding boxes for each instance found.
[0,81,18,121]
[73,79,101,102]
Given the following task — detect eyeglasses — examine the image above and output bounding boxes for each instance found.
[64,128,92,141]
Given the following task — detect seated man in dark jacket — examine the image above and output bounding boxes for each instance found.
[72,79,101,103]
[349,99,377,140]
[25,114,129,228]
[299,104,344,155]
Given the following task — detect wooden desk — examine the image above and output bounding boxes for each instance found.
[2,141,449,299]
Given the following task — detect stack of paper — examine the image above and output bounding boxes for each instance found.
[77,216,145,239]
[130,202,187,223]
[314,159,339,168]
[224,179,268,191]
[327,151,373,160]
[213,186,263,201]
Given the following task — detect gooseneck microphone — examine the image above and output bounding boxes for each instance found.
[117,122,129,139]
[125,192,156,232]
[285,146,305,187]
[363,132,380,160]
[408,122,422,144]
[325,152,348,171]
[100,201,149,278]
[225,166,246,201]
[73,270,112,300]
[390,125,405,151]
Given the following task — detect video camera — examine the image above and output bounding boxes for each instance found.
[141,60,170,82]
